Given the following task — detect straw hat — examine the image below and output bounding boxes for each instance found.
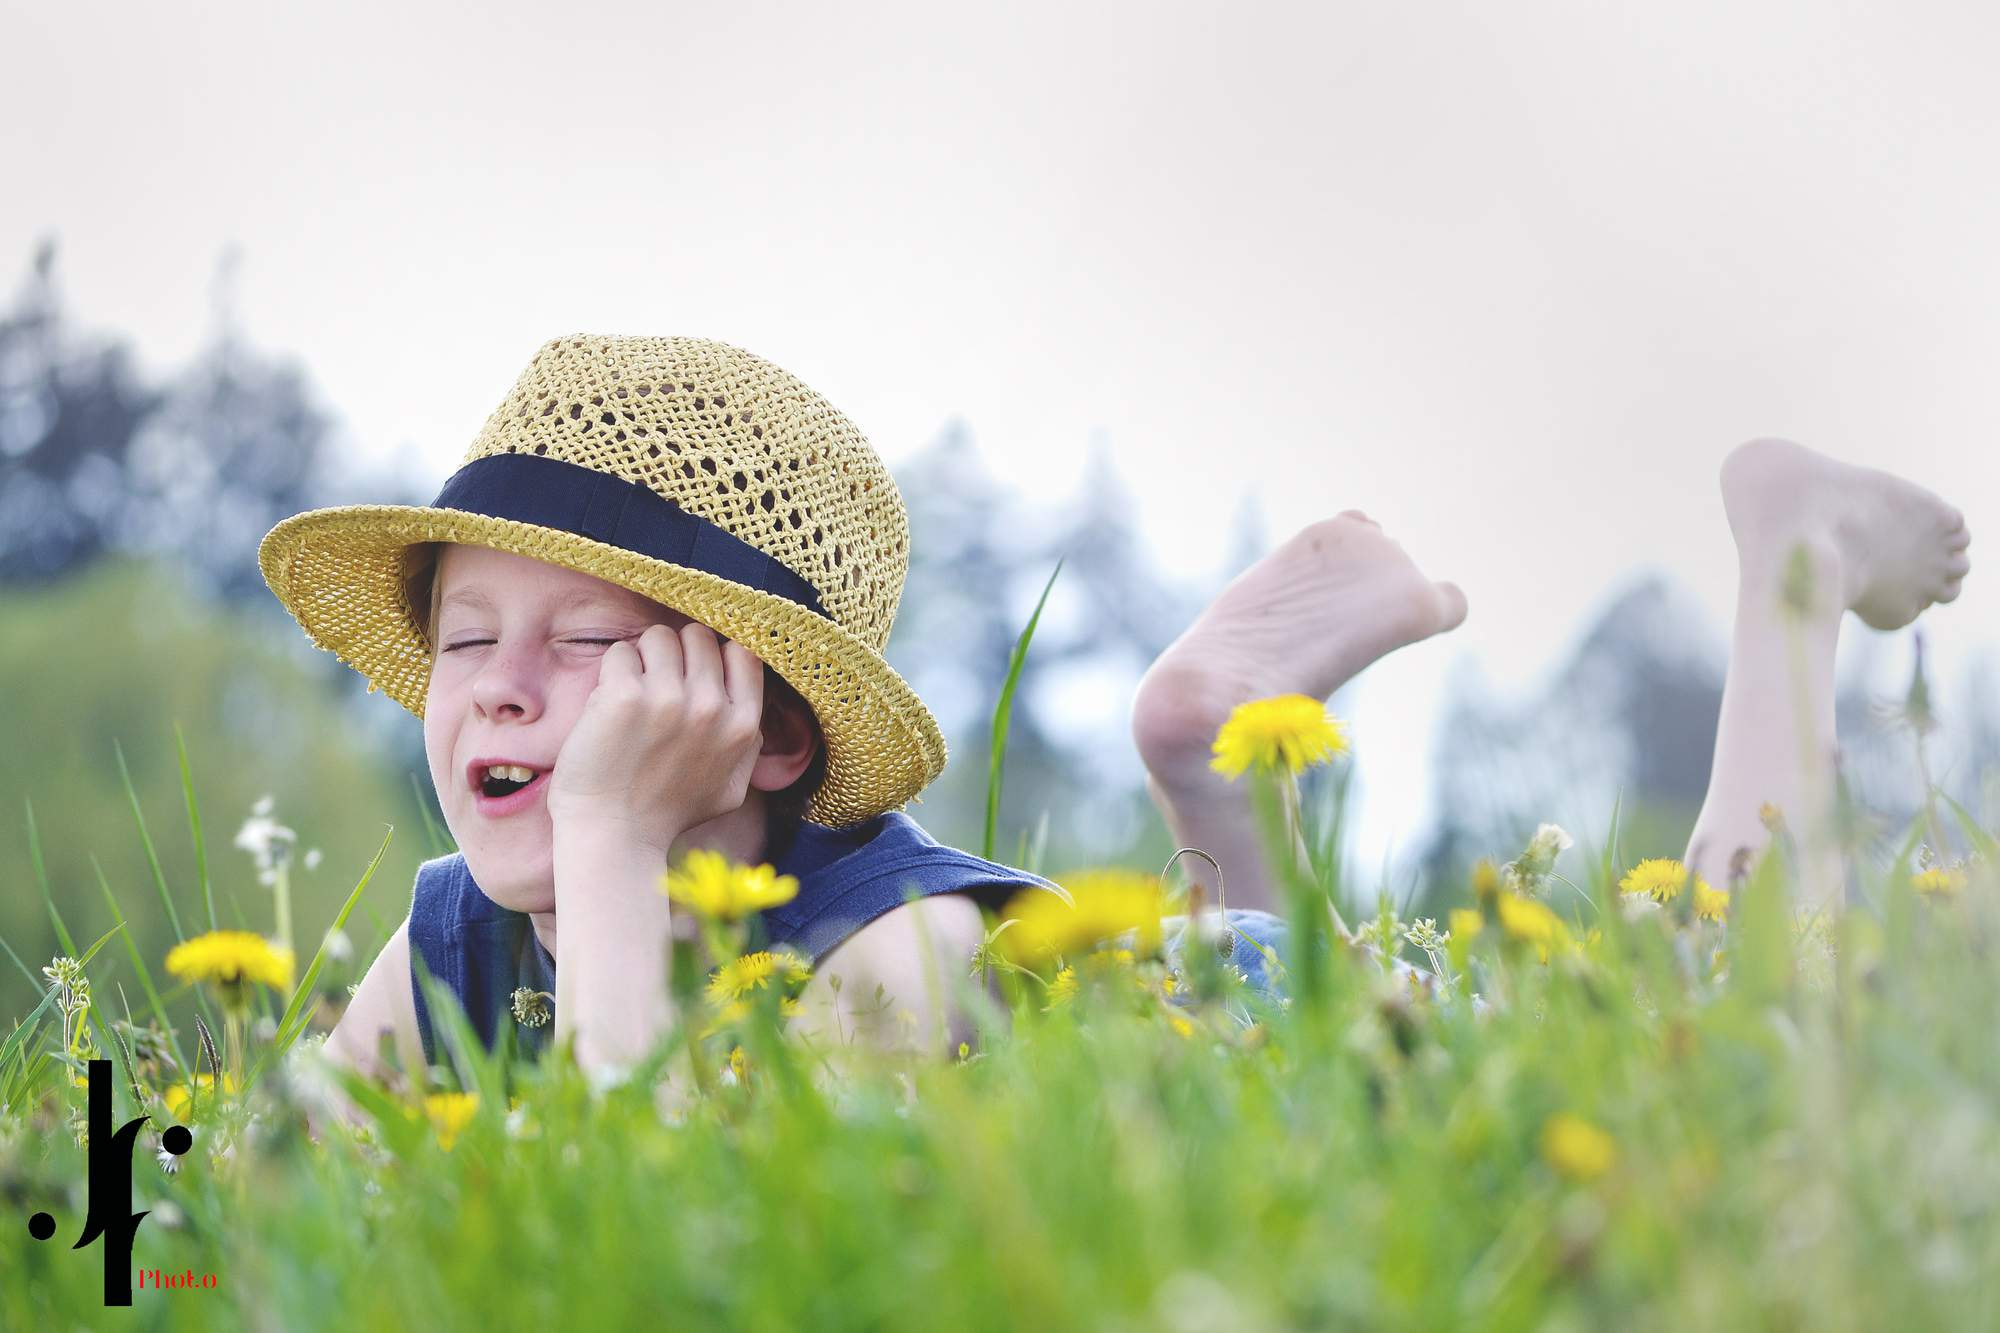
[257,333,945,827]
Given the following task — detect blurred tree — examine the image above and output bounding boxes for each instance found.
[0,239,162,581]
[118,244,340,604]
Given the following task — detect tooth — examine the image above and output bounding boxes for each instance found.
[484,764,537,783]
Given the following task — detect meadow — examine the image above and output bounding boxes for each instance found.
[3,613,1997,1332]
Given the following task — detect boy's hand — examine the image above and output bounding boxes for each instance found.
[546,622,768,854]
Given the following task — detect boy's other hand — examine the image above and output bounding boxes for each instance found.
[547,622,767,853]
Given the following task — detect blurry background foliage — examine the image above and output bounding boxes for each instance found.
[5,238,1998,1023]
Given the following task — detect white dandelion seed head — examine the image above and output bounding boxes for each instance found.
[304,847,322,872]
[234,800,298,876]
[1621,895,1665,921]
[156,1145,181,1175]
[324,928,352,963]
[1529,823,1574,858]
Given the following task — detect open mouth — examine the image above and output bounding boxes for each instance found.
[471,763,551,813]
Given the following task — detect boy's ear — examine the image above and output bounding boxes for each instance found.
[748,688,819,793]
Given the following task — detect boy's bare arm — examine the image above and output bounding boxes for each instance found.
[313,917,429,1132]
[790,895,992,1058]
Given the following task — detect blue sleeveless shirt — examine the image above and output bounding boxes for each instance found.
[406,811,1060,1065]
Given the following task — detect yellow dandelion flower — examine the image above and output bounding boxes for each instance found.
[1496,893,1567,950]
[1912,867,1968,899]
[706,950,813,1007]
[1619,858,1695,903]
[1167,1014,1196,1040]
[1208,694,1349,781]
[161,1071,241,1121]
[728,1046,749,1082]
[1693,879,1731,922]
[423,1091,479,1152]
[662,849,800,921]
[164,931,294,1002]
[1448,908,1484,940]
[998,870,1165,965]
[1541,1111,1616,1182]
[1045,965,1078,1008]
[1470,859,1501,907]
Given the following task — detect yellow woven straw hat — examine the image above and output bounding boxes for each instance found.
[257,333,945,827]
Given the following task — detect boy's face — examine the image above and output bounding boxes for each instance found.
[421,543,697,913]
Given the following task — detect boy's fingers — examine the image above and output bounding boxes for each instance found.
[631,623,685,682]
[599,637,641,684]
[676,622,728,706]
[720,639,765,714]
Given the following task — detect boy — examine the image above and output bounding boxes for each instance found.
[262,333,1079,1087]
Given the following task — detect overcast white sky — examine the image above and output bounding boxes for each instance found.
[8,0,1995,868]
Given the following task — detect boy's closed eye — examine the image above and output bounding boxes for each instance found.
[439,637,626,653]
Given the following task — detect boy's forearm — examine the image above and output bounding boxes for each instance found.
[550,822,681,1074]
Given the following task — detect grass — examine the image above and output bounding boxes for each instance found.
[4,609,1998,1329]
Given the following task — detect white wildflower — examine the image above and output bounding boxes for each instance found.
[324,928,352,964]
[234,796,298,888]
[1506,823,1574,897]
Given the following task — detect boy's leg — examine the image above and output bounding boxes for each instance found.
[1685,439,1971,910]
[1131,512,1468,915]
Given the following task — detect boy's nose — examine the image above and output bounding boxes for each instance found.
[469,652,549,721]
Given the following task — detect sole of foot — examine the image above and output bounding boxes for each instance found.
[1132,510,1467,779]
[1720,437,1971,630]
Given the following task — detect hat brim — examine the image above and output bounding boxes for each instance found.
[257,502,947,828]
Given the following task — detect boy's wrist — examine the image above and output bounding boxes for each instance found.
[550,811,686,866]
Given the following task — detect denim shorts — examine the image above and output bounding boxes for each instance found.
[1160,908,1441,1001]
[1160,908,1293,997]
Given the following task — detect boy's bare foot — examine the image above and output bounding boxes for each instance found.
[1721,437,1971,628]
[1132,512,1467,784]
[1130,512,1465,913]
[1689,437,1972,907]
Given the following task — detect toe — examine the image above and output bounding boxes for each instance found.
[1338,509,1379,528]
[1939,576,1965,605]
[1433,580,1469,633]
[1946,551,1971,581]
[1948,525,1972,552]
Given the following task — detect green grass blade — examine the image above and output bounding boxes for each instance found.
[983,558,1062,862]
[113,736,188,943]
[410,770,454,860]
[174,721,218,934]
[26,796,78,958]
[1937,790,2000,863]
[0,922,44,990]
[92,856,195,1078]
[0,988,61,1070]
[257,825,395,1077]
